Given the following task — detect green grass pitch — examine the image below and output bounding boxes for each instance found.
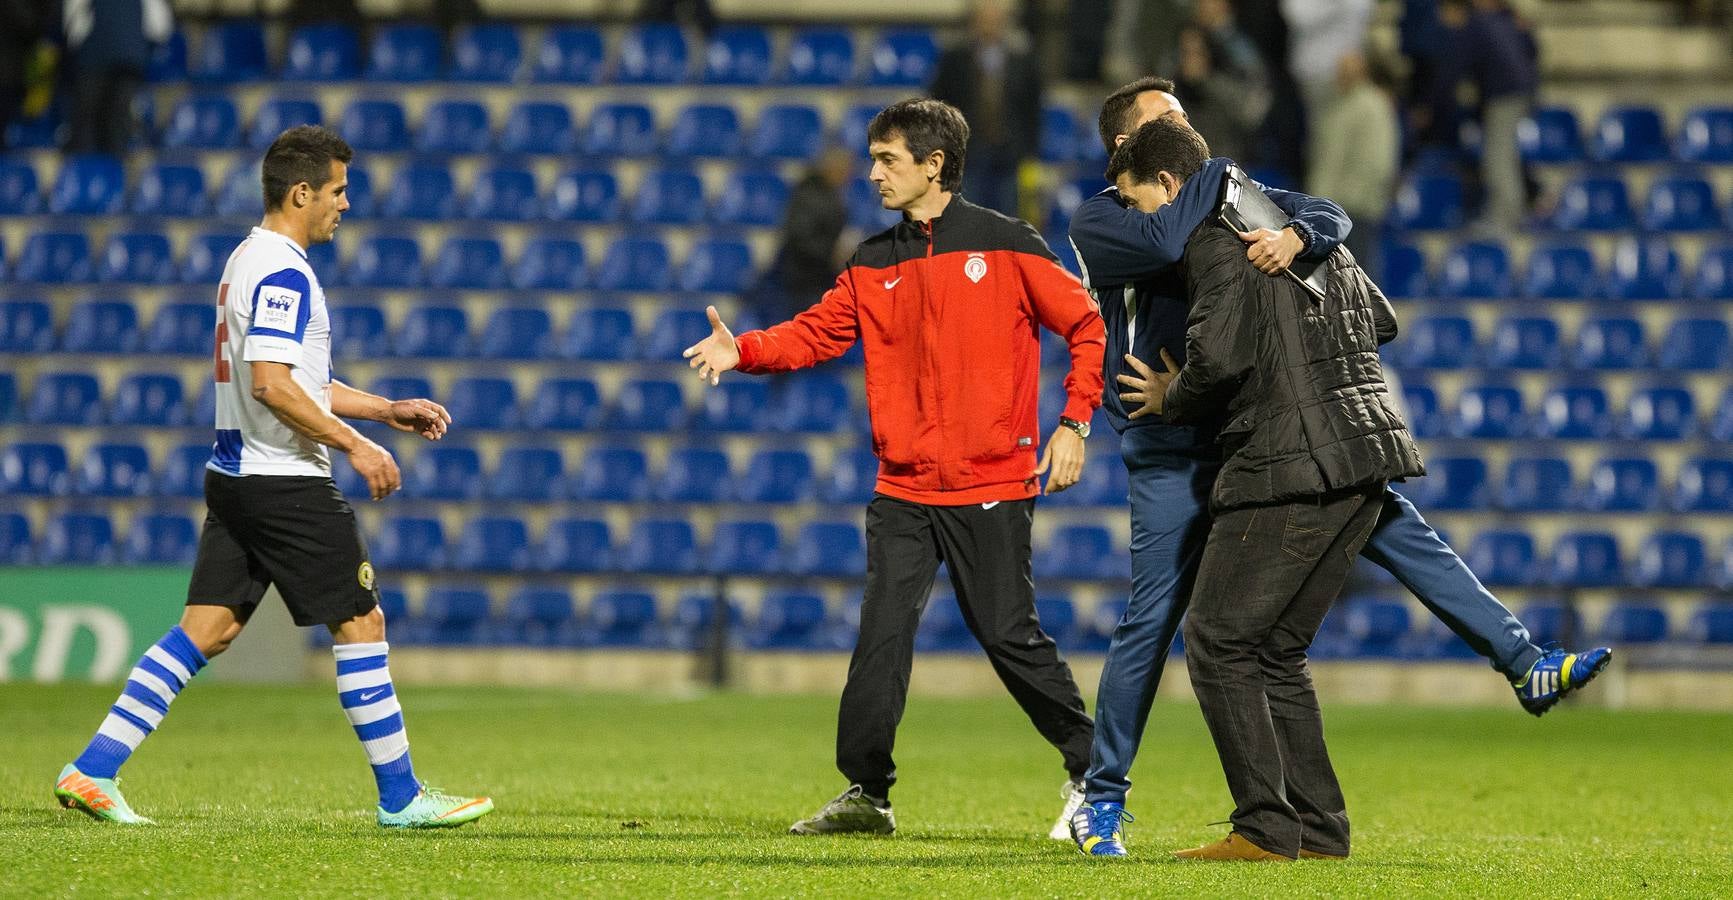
[1,683,1729,897]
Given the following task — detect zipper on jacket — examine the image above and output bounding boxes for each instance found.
[918,218,947,490]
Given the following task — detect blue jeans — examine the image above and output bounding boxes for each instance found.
[1085,427,1544,805]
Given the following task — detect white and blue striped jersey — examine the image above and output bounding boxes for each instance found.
[206,227,334,477]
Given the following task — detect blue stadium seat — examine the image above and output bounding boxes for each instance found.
[445,377,519,429]
[500,587,578,646]
[500,102,575,154]
[690,380,768,432]
[368,376,433,404]
[477,307,554,359]
[821,448,880,504]
[1675,106,1733,163]
[1673,457,1733,513]
[282,24,361,80]
[0,300,54,352]
[347,235,422,288]
[750,105,824,159]
[538,518,612,572]
[452,517,533,572]
[1521,242,1598,299]
[1464,529,1538,586]
[839,103,879,154]
[1451,384,1525,438]
[846,176,901,230]
[1572,317,1646,369]
[328,303,388,359]
[707,520,783,575]
[330,448,368,498]
[655,448,732,503]
[750,591,832,650]
[711,172,790,227]
[179,233,241,286]
[510,238,587,293]
[1623,386,1696,440]
[487,447,564,501]
[162,94,240,149]
[468,166,539,221]
[394,305,470,357]
[50,155,124,215]
[1516,602,1580,645]
[1039,105,1083,162]
[1436,241,1511,299]
[611,379,686,431]
[110,373,185,426]
[1591,106,1669,162]
[1345,598,1412,657]
[338,100,410,152]
[584,591,661,647]
[369,23,443,81]
[1583,457,1660,512]
[337,164,374,219]
[1409,457,1488,510]
[639,307,712,361]
[1378,242,1428,298]
[1036,524,1121,580]
[1642,173,1721,231]
[667,104,742,158]
[617,22,689,83]
[867,29,938,86]
[571,444,651,502]
[415,100,491,154]
[534,26,606,83]
[415,587,492,644]
[1392,173,1464,230]
[1689,604,1733,643]
[39,513,116,564]
[74,443,150,496]
[213,163,264,218]
[0,156,39,214]
[26,372,101,424]
[1548,531,1623,587]
[1498,456,1573,511]
[452,23,521,82]
[1486,316,1561,370]
[131,164,207,216]
[405,446,482,500]
[124,513,198,565]
[0,373,13,421]
[788,522,867,577]
[680,238,754,293]
[737,449,815,503]
[194,22,268,81]
[1397,378,1443,439]
[382,163,457,220]
[1599,603,1668,644]
[2,442,69,494]
[156,443,211,498]
[1517,106,1583,163]
[1402,316,1477,369]
[61,300,139,354]
[99,232,176,284]
[149,30,187,81]
[595,237,673,292]
[1635,531,1706,588]
[765,373,852,433]
[427,237,506,289]
[916,592,974,652]
[526,378,603,430]
[1536,386,1612,440]
[630,168,707,224]
[784,28,854,84]
[1607,236,1684,300]
[619,519,700,574]
[1551,173,1634,231]
[546,168,619,222]
[703,26,773,85]
[1658,317,1728,370]
[1694,244,1733,300]
[0,512,30,564]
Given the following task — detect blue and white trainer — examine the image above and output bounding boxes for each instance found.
[1514,646,1612,716]
[1068,801,1132,857]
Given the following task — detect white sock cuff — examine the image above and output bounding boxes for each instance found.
[332,641,390,661]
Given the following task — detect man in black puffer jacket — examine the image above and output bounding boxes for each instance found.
[1106,117,1423,863]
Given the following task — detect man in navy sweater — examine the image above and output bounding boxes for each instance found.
[1063,77,1611,859]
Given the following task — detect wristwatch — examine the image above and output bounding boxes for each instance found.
[1058,416,1090,439]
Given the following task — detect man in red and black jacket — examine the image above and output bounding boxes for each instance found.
[686,98,1106,837]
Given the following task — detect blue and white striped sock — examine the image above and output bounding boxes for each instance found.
[333,641,420,813]
[74,626,207,779]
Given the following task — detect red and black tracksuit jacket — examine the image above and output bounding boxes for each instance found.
[735,196,1107,506]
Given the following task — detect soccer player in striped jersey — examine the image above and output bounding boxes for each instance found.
[54,126,492,829]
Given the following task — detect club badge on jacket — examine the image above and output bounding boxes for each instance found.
[965,253,988,283]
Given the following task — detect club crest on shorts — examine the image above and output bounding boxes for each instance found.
[965,253,988,283]
[358,561,376,590]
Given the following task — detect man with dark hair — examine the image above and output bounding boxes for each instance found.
[1111,116,1422,862]
[685,98,1105,837]
[1065,81,1609,858]
[54,125,494,830]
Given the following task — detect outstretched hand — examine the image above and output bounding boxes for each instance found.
[682,306,740,386]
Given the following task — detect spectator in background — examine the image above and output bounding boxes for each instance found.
[1231,0,1305,182]
[1172,26,1261,165]
[1307,50,1400,271]
[1280,0,1373,117]
[929,0,1042,216]
[62,0,172,155]
[0,0,52,150]
[1435,0,1539,229]
[759,147,855,322]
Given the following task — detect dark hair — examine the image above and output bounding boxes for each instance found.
[1105,117,1210,186]
[1097,75,1177,158]
[261,125,354,211]
[867,98,970,192]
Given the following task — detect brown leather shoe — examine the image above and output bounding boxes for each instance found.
[1299,847,1349,860]
[1172,832,1294,862]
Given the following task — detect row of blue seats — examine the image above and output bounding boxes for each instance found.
[1409,454,1733,513]
[1519,105,1733,166]
[0,228,769,292]
[1397,313,1733,370]
[1399,379,1733,442]
[148,22,936,88]
[1395,169,1733,232]
[1381,237,1733,301]
[1311,598,1733,656]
